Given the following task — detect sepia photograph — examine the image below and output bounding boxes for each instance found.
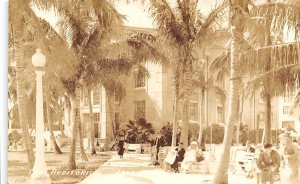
[7,0,300,183]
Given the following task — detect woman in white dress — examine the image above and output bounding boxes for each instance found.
[180,141,203,173]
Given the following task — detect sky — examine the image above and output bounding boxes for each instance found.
[116,0,224,28]
[32,0,295,41]
[33,0,224,29]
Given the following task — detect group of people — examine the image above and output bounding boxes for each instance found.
[117,131,300,183]
[150,133,205,173]
[244,132,300,184]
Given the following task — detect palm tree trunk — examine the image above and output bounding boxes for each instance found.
[78,117,88,161]
[107,91,116,138]
[87,87,96,155]
[171,80,180,146]
[45,93,62,154]
[78,89,88,161]
[198,88,205,144]
[213,3,244,182]
[105,90,113,149]
[180,70,193,147]
[68,95,78,169]
[180,95,190,147]
[13,16,35,168]
[264,94,272,143]
[58,119,66,137]
[236,91,245,145]
[264,0,272,143]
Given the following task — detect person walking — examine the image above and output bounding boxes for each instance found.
[153,133,164,166]
[256,143,280,184]
[118,135,125,159]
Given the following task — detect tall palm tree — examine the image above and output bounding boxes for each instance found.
[212,0,300,145]
[147,0,225,147]
[213,0,247,183]
[213,0,300,183]
[248,0,300,143]
[9,0,78,167]
[10,0,36,168]
[55,0,125,168]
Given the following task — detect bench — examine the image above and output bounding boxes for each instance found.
[161,147,210,173]
[141,144,152,154]
[127,144,141,154]
[235,151,255,172]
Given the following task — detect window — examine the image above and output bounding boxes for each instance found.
[189,102,198,121]
[134,101,145,119]
[134,71,146,88]
[93,113,100,123]
[283,106,292,114]
[93,87,100,105]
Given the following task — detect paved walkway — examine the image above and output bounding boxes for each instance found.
[80,153,262,184]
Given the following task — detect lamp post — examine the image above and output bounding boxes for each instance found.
[30,49,50,184]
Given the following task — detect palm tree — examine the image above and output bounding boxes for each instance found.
[248,0,300,143]
[54,0,126,168]
[146,0,226,147]
[9,0,36,168]
[213,0,247,183]
[213,0,300,182]
[211,0,300,145]
[9,0,78,167]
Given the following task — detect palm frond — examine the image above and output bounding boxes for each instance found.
[251,2,300,35]
[149,0,185,44]
[195,0,228,44]
[210,52,230,82]
[241,42,300,78]
[245,60,300,97]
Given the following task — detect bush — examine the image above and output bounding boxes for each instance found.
[159,122,173,146]
[248,128,281,144]
[123,118,155,144]
[8,130,22,145]
[248,129,263,144]
[232,123,249,145]
[202,124,224,144]
[159,122,182,146]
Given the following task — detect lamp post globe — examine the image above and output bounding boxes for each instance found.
[30,49,50,184]
[32,49,46,68]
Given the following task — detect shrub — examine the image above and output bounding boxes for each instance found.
[248,128,281,144]
[8,130,22,145]
[248,129,263,144]
[124,118,155,144]
[232,123,249,145]
[202,124,224,144]
[159,122,182,146]
[160,122,173,146]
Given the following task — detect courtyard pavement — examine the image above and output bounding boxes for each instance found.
[80,152,266,184]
